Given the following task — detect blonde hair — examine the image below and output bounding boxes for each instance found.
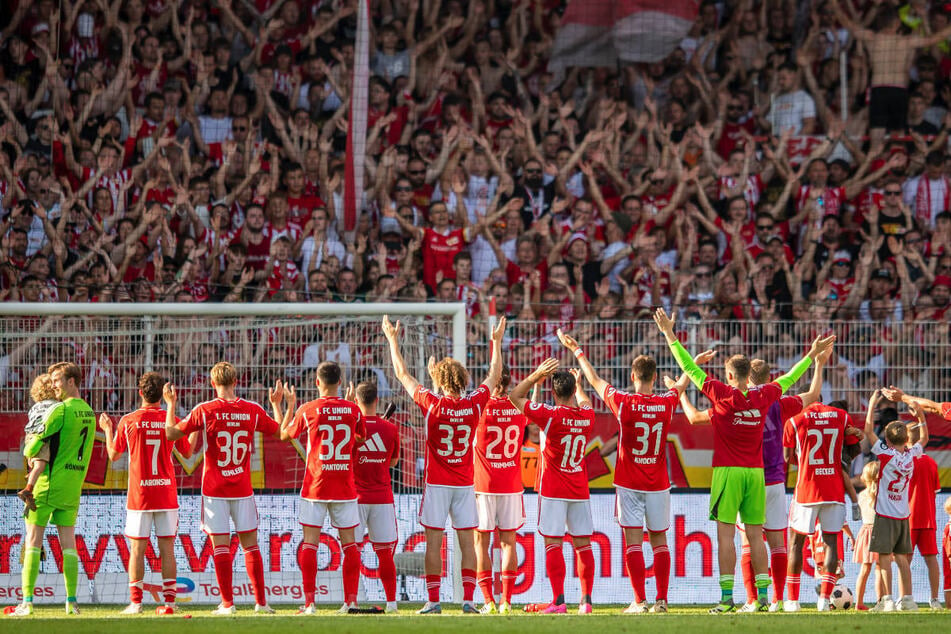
[862,460,880,506]
[30,374,56,403]
[210,362,237,387]
[432,358,469,395]
[944,496,951,516]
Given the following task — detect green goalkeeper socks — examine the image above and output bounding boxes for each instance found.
[719,574,734,603]
[22,547,40,602]
[755,573,770,602]
[62,548,79,601]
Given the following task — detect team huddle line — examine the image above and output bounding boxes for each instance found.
[6,310,947,615]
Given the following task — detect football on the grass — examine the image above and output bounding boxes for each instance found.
[830,585,854,610]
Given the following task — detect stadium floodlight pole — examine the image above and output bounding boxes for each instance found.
[6,303,468,363]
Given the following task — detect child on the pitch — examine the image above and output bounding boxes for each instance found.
[854,461,881,610]
[18,374,60,512]
[864,390,929,612]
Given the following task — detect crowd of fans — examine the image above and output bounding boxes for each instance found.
[5,0,951,401]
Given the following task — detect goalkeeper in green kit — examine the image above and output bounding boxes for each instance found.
[652,309,835,613]
[8,363,96,617]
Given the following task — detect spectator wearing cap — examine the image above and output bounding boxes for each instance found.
[860,267,901,321]
[928,274,951,318]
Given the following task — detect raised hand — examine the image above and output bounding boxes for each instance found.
[382,315,401,340]
[556,328,580,352]
[491,315,507,342]
[880,386,904,403]
[694,349,717,365]
[652,307,676,338]
[533,357,560,379]
[98,413,113,433]
[163,382,177,406]
[808,334,836,360]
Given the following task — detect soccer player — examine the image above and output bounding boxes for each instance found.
[383,315,506,614]
[351,381,400,613]
[99,372,195,615]
[10,362,96,616]
[881,387,944,609]
[675,356,828,612]
[281,361,366,615]
[557,329,685,614]
[164,363,295,615]
[864,389,929,612]
[509,361,597,615]
[653,307,834,613]
[473,364,525,615]
[783,398,854,612]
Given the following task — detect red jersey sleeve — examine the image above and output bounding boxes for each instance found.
[780,395,804,421]
[413,385,440,412]
[602,384,625,416]
[523,400,550,424]
[941,402,951,420]
[177,403,204,435]
[174,435,191,456]
[844,414,862,446]
[254,404,280,436]
[782,418,796,449]
[113,416,129,454]
[701,377,733,403]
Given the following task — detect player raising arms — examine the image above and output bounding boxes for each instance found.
[783,394,858,611]
[164,363,295,615]
[557,329,686,614]
[653,308,834,613]
[8,363,96,617]
[383,315,506,614]
[473,364,526,615]
[280,361,365,615]
[509,362,597,615]
[99,372,195,615]
[351,381,401,613]
[676,355,830,612]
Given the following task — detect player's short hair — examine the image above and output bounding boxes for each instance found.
[631,355,657,382]
[433,357,469,395]
[355,381,377,405]
[944,496,951,515]
[725,355,751,382]
[48,362,82,385]
[749,359,771,385]
[883,420,908,447]
[499,364,511,391]
[317,361,342,386]
[30,373,55,403]
[138,372,165,404]
[551,370,576,399]
[210,362,237,387]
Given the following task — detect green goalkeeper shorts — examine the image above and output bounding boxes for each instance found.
[709,466,766,525]
[26,502,78,528]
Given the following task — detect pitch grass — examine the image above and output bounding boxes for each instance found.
[0,604,948,634]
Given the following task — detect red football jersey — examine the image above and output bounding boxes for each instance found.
[354,415,400,505]
[909,453,940,530]
[783,402,849,504]
[290,396,366,502]
[114,404,189,511]
[523,401,595,500]
[414,385,490,487]
[421,227,468,290]
[177,397,280,499]
[603,385,679,492]
[474,396,526,495]
[703,378,782,468]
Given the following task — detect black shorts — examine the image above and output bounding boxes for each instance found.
[869,86,909,132]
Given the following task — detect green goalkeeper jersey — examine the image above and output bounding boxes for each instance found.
[25,397,96,510]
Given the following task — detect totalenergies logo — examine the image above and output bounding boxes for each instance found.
[143,577,194,603]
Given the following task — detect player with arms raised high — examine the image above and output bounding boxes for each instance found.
[653,308,834,613]
[281,361,366,615]
[783,395,857,611]
[509,361,597,615]
[557,329,686,614]
[383,315,506,614]
[165,363,295,615]
[473,364,526,615]
[351,381,401,613]
[100,372,195,615]
[677,355,830,611]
